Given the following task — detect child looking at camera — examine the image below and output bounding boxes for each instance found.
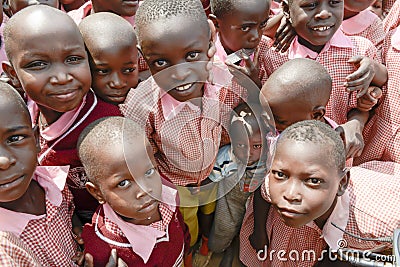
[79,12,139,106]
[78,117,190,267]
[2,5,122,223]
[242,120,400,267]
[0,82,79,266]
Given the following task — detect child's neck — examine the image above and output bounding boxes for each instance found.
[38,105,64,126]
[343,8,360,20]
[0,180,46,215]
[298,36,325,54]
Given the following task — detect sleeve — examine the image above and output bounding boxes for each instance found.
[0,232,41,267]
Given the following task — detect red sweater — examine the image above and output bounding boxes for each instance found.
[38,90,122,218]
[82,206,190,267]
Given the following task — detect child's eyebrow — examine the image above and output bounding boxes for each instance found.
[5,125,31,134]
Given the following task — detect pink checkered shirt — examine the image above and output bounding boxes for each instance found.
[0,231,41,267]
[355,27,400,165]
[120,63,247,186]
[240,161,400,267]
[383,0,399,29]
[258,30,379,125]
[341,10,385,49]
[0,166,78,267]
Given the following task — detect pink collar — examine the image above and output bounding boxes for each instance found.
[288,30,354,59]
[28,94,87,142]
[391,27,400,50]
[0,166,69,237]
[214,33,255,65]
[341,10,378,35]
[102,185,177,264]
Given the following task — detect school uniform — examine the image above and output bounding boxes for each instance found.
[355,26,400,164]
[29,90,122,222]
[259,30,379,125]
[341,9,385,49]
[82,185,190,267]
[383,0,400,32]
[239,161,400,267]
[0,166,79,267]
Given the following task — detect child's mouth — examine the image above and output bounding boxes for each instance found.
[0,175,24,189]
[174,83,193,92]
[311,25,334,32]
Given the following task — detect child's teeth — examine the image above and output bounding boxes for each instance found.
[176,84,192,91]
[313,26,331,31]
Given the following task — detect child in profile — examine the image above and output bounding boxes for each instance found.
[79,12,139,106]
[0,82,79,266]
[78,117,190,267]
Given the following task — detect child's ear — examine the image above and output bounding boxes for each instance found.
[207,19,217,59]
[208,14,219,29]
[337,168,350,196]
[32,125,41,153]
[311,106,326,120]
[85,181,106,204]
[2,61,22,89]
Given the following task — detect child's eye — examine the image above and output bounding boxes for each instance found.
[301,2,317,8]
[144,168,155,177]
[66,56,83,64]
[154,60,168,68]
[260,19,269,29]
[118,180,131,187]
[96,68,109,75]
[25,61,47,70]
[272,170,287,179]
[186,52,199,60]
[329,0,342,4]
[123,67,136,74]
[241,25,251,32]
[6,135,25,144]
[253,144,262,149]
[236,143,246,148]
[305,178,323,186]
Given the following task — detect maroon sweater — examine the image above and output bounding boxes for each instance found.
[38,90,122,219]
[82,206,190,267]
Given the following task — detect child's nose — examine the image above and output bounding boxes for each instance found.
[315,8,332,19]
[283,180,302,203]
[0,154,16,170]
[49,65,74,85]
[249,28,261,43]
[171,66,191,81]
[109,72,127,89]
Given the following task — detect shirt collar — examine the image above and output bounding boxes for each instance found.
[215,33,255,65]
[341,10,378,35]
[305,189,350,251]
[103,184,177,263]
[288,30,354,59]
[28,93,87,141]
[0,166,69,237]
[391,27,400,50]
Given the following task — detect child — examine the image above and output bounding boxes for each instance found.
[4,0,58,16]
[340,0,385,49]
[67,0,138,26]
[0,231,41,266]
[242,120,400,266]
[260,0,387,159]
[0,82,79,266]
[207,102,269,267]
[354,24,400,164]
[2,5,122,223]
[60,0,86,12]
[78,116,190,267]
[119,0,247,264]
[79,12,139,105]
[383,0,400,32]
[368,0,384,19]
[209,0,271,88]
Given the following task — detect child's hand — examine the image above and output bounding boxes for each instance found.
[249,230,269,253]
[357,86,382,112]
[225,48,262,88]
[335,122,365,158]
[84,250,128,267]
[345,56,376,98]
[272,16,296,53]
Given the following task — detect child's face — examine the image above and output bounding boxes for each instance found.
[213,0,270,54]
[8,0,59,15]
[231,123,265,166]
[0,98,39,203]
[94,139,163,224]
[139,17,211,102]
[260,92,314,132]
[269,139,346,228]
[7,20,91,114]
[90,43,139,105]
[367,0,382,17]
[92,0,139,17]
[344,0,374,13]
[286,0,344,52]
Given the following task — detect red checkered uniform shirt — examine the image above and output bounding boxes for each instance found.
[0,166,78,267]
[258,31,379,125]
[0,231,41,267]
[383,0,400,31]
[239,161,400,267]
[355,27,400,165]
[120,63,247,186]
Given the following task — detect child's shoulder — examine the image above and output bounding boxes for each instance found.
[347,35,377,55]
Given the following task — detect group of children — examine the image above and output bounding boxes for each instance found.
[0,0,399,266]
